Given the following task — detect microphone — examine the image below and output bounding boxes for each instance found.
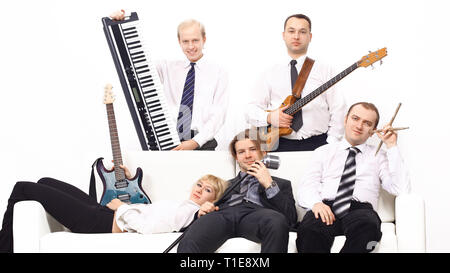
[261,154,280,170]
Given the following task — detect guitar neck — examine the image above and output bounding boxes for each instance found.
[285,62,359,115]
[106,103,126,181]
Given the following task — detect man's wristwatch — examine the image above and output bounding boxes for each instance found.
[267,181,277,189]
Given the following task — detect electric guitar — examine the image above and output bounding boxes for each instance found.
[263,48,388,149]
[97,84,151,206]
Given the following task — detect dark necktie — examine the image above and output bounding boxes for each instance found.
[290,59,303,132]
[227,175,253,206]
[332,147,359,218]
[177,63,195,140]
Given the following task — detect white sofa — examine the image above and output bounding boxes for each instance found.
[13,151,426,253]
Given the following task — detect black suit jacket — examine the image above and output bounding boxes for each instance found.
[216,174,298,227]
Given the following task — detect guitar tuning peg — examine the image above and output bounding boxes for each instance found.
[371,64,375,70]
[380,59,383,65]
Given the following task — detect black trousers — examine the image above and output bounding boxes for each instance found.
[0,177,114,253]
[273,133,328,152]
[177,202,290,253]
[196,139,218,151]
[296,201,382,253]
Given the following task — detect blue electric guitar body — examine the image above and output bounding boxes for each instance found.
[96,158,150,206]
[98,84,151,206]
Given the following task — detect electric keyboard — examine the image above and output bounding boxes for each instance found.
[102,12,181,150]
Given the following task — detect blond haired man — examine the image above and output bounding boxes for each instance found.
[111,11,229,150]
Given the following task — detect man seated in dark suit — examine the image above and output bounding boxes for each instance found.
[177,129,297,253]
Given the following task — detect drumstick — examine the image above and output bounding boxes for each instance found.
[373,126,409,133]
[375,103,402,155]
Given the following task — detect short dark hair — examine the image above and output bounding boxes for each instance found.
[346,102,380,129]
[229,129,263,159]
[284,14,312,31]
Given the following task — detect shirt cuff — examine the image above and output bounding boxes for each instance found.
[265,184,280,199]
[192,133,208,148]
[114,204,131,231]
[246,107,269,127]
[386,145,400,156]
[386,145,403,172]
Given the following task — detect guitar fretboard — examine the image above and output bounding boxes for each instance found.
[106,103,126,181]
[285,62,359,115]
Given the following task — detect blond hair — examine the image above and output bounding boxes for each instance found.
[177,19,206,39]
[196,174,228,202]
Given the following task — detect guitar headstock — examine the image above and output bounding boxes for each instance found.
[358,47,387,68]
[103,84,115,105]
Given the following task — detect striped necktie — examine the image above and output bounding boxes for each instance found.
[290,59,303,132]
[177,62,196,140]
[227,175,253,206]
[332,147,360,218]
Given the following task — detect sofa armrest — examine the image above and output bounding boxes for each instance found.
[13,201,66,253]
[395,194,426,252]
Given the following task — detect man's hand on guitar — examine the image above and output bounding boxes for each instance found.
[267,105,293,128]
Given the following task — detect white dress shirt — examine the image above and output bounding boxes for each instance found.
[245,55,346,143]
[156,56,229,147]
[297,139,411,210]
[115,199,200,234]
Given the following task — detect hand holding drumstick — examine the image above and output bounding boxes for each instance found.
[373,127,409,133]
[375,103,409,155]
[372,125,406,149]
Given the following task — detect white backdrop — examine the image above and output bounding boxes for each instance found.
[1,0,449,252]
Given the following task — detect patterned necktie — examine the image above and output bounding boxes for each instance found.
[290,59,303,132]
[332,147,359,218]
[177,62,196,140]
[227,175,253,206]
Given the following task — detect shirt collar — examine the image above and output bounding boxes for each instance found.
[287,55,307,68]
[183,55,205,69]
[238,171,258,182]
[338,138,367,154]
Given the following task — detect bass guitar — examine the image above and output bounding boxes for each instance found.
[97,84,151,206]
[263,48,388,149]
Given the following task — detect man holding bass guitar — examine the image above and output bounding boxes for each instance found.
[246,14,346,152]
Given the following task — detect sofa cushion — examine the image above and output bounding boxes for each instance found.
[39,222,396,253]
[122,151,236,203]
[39,232,182,253]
